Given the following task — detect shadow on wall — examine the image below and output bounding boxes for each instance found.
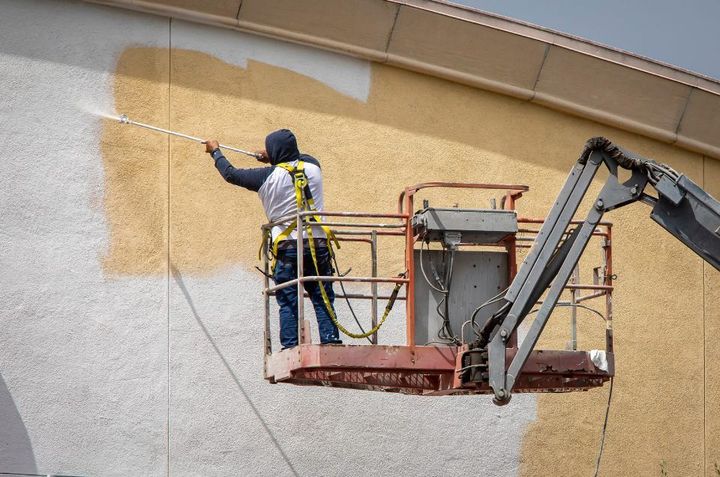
[170,265,300,477]
[0,374,37,474]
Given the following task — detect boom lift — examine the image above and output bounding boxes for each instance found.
[262,138,720,405]
[464,137,720,405]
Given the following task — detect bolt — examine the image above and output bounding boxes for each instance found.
[500,329,508,339]
[496,389,506,398]
[596,199,604,210]
[631,185,638,195]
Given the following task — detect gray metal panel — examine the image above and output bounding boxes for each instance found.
[650,174,720,271]
[413,249,508,345]
[412,208,518,244]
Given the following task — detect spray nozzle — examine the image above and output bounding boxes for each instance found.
[119,114,129,124]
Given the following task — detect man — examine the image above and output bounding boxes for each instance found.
[204,129,341,349]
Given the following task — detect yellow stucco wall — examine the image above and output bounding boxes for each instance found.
[102,48,169,275]
[705,157,720,476]
[102,47,716,475]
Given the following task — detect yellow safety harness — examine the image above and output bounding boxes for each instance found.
[267,160,401,339]
[271,161,339,262]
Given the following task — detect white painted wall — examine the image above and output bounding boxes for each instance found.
[0,1,536,475]
[171,21,371,102]
[0,1,170,474]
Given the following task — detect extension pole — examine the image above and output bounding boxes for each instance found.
[118,114,262,159]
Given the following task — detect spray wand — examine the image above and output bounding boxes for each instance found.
[118,114,262,159]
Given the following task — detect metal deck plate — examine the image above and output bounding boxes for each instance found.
[264,344,612,395]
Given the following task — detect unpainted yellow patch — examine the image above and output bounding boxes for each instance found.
[102,48,169,275]
[704,157,720,476]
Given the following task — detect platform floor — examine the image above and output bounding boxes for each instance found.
[264,344,612,395]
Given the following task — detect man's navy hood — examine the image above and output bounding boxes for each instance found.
[265,129,300,165]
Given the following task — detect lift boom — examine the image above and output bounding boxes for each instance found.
[467,137,720,405]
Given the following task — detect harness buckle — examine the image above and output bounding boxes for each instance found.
[294,171,308,188]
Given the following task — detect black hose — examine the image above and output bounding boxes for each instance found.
[331,254,373,343]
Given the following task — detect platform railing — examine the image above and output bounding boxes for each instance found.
[260,210,409,354]
[261,182,615,395]
[261,183,614,363]
[515,218,614,354]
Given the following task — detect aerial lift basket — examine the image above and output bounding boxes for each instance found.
[261,182,614,396]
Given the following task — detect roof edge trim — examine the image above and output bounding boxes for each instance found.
[80,0,720,161]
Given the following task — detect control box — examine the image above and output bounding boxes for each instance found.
[413,249,508,345]
[411,208,518,245]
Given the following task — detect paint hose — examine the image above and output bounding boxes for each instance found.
[117,114,263,159]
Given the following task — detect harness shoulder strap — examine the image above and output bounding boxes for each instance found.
[266,161,341,269]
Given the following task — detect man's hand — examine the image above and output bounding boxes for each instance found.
[255,150,270,164]
[203,139,219,153]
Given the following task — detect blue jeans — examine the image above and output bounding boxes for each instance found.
[273,246,341,348]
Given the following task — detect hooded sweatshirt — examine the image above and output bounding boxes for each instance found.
[211,129,326,242]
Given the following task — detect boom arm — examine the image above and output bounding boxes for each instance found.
[474,137,720,405]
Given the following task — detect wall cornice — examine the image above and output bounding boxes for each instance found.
[81,0,720,160]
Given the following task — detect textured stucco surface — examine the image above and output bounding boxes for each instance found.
[705,157,720,475]
[0,1,170,475]
[104,42,719,476]
[1,0,718,475]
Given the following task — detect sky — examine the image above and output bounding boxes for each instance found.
[449,0,720,80]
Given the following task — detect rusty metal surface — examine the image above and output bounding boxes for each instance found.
[264,344,612,395]
[265,344,458,374]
